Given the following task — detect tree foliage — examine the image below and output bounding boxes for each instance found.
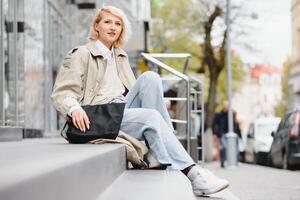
[150,0,203,73]
[274,59,290,118]
[151,0,248,129]
[216,53,246,106]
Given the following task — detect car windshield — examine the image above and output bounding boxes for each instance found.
[256,123,278,137]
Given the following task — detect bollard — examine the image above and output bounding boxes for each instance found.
[226,132,238,167]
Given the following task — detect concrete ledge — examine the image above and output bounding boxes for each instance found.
[0,127,23,141]
[23,128,43,138]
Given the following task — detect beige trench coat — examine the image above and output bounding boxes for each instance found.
[51,41,136,117]
[51,41,150,167]
[89,131,149,168]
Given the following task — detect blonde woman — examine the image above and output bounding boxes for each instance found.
[51,6,229,196]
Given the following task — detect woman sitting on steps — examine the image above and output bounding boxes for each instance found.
[51,5,229,196]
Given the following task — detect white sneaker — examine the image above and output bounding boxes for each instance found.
[187,166,229,196]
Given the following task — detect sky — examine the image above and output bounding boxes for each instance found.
[235,0,291,67]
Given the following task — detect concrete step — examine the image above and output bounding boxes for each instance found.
[0,138,126,200]
[0,138,200,200]
[98,170,197,200]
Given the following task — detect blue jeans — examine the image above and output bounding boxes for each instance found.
[220,134,240,166]
[120,71,194,170]
[220,135,226,166]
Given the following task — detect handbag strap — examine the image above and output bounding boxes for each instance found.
[60,121,69,140]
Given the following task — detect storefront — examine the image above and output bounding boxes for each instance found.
[0,0,75,139]
[0,0,150,140]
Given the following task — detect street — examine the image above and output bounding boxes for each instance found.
[203,162,300,200]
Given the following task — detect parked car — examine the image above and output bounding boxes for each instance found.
[244,117,281,165]
[269,108,300,169]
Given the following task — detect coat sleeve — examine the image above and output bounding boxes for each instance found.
[51,47,88,117]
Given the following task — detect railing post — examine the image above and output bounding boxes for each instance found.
[201,83,205,163]
[186,79,191,154]
[0,0,4,126]
[141,53,205,160]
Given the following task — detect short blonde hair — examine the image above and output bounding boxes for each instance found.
[88,6,131,47]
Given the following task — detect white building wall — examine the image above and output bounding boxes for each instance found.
[233,66,282,138]
[289,0,300,108]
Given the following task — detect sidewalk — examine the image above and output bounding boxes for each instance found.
[201,161,300,200]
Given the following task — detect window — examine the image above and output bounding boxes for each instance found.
[283,113,294,129]
[0,0,25,127]
[259,73,269,85]
[277,116,287,132]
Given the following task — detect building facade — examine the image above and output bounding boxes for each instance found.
[0,0,150,139]
[233,64,282,136]
[289,0,300,108]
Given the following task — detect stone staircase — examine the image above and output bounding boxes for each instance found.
[0,138,196,200]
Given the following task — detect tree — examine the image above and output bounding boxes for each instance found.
[194,0,252,129]
[200,5,225,129]
[150,0,203,73]
[216,52,245,108]
[274,59,290,117]
[151,0,250,129]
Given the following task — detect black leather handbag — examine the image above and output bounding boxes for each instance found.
[65,103,125,144]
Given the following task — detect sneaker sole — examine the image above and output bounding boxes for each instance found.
[194,182,229,196]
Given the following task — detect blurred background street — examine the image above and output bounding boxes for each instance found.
[204,161,300,200]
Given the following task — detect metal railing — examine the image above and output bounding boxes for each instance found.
[189,75,205,163]
[141,53,205,162]
[0,0,4,126]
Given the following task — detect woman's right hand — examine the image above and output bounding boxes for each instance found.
[71,107,90,132]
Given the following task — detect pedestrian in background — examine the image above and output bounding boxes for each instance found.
[213,101,229,168]
[213,101,242,167]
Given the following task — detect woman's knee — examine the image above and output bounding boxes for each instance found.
[140,71,161,83]
[138,71,163,94]
[142,109,163,127]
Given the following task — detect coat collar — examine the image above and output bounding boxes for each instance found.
[86,41,128,58]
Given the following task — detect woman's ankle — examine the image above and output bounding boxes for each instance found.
[181,164,196,175]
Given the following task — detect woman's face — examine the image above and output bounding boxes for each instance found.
[95,12,122,49]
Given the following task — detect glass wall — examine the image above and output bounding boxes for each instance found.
[43,0,72,134]
[0,0,150,137]
[0,0,72,134]
[0,0,25,127]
